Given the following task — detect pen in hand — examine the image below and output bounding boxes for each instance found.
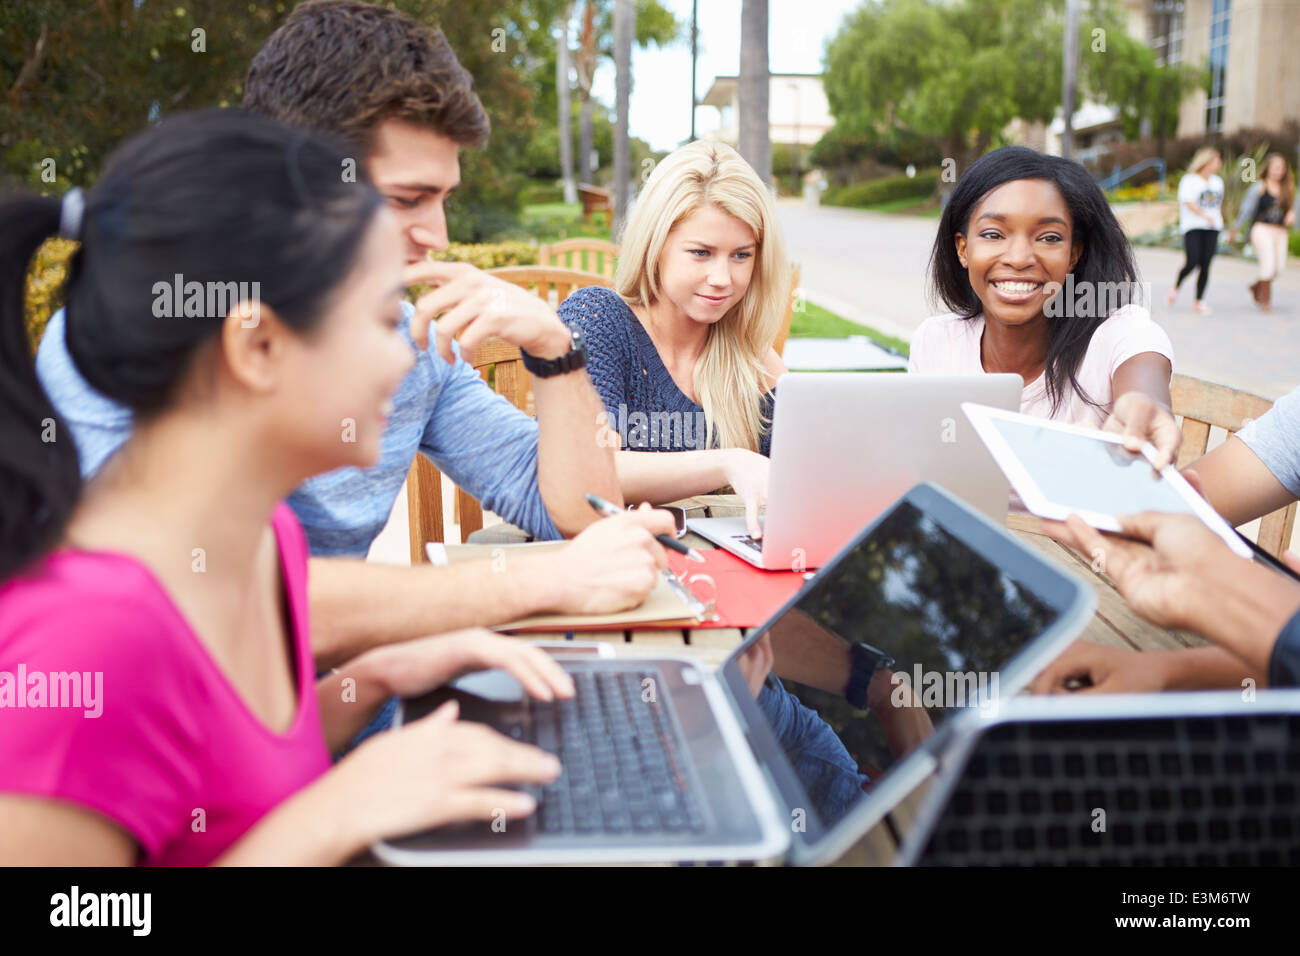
[584,494,705,563]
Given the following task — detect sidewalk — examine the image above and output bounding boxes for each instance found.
[778,199,1299,399]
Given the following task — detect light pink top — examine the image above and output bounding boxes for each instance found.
[907,305,1174,428]
[0,503,330,866]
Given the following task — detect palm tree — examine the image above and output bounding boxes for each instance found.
[612,0,633,233]
[556,2,577,203]
[738,0,771,185]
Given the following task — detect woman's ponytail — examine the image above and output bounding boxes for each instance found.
[0,193,82,580]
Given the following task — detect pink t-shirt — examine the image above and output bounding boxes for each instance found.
[907,305,1174,428]
[0,503,330,866]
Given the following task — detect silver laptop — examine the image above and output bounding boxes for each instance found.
[372,482,1094,866]
[896,690,1300,866]
[688,372,1022,570]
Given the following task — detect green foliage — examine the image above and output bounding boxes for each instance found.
[2,1,284,190]
[2,1,572,240]
[431,240,539,269]
[823,0,1065,167]
[823,169,940,208]
[821,0,1190,175]
[808,124,942,185]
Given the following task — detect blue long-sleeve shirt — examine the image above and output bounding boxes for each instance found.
[34,302,560,557]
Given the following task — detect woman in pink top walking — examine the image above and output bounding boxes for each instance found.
[0,110,570,865]
[910,145,1183,468]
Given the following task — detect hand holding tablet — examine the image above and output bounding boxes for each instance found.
[961,403,1254,559]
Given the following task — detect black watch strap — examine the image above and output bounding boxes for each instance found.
[845,642,896,710]
[521,328,588,378]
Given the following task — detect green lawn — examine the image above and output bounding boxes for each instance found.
[522,202,612,241]
[523,204,909,356]
[791,301,910,356]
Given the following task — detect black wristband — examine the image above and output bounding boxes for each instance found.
[845,642,895,710]
[521,328,588,379]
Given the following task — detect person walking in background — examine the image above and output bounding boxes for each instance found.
[1229,152,1295,313]
[1167,147,1225,315]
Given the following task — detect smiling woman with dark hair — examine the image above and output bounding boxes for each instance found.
[912,146,1182,467]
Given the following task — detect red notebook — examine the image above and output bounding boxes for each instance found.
[666,548,808,629]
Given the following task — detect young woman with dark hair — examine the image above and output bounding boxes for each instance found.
[0,110,570,865]
[912,145,1182,467]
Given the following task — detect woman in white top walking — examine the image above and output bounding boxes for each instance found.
[1167,146,1225,315]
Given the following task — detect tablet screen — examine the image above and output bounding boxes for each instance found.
[989,416,1193,517]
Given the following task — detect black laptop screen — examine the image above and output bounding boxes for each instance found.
[731,497,1060,834]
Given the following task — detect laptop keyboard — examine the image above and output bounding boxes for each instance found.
[524,670,707,837]
[916,713,1300,866]
[731,533,763,552]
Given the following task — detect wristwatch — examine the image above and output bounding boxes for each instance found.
[845,642,896,710]
[521,327,588,378]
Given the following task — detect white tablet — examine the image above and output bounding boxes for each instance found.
[961,402,1252,559]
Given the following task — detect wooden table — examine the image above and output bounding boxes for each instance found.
[437,495,1209,866]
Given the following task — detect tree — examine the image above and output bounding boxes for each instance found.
[568,0,679,186]
[822,0,1203,180]
[738,0,771,185]
[555,2,577,202]
[612,0,633,232]
[3,0,569,240]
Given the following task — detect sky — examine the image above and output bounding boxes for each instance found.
[588,0,864,152]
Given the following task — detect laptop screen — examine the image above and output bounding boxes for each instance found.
[720,491,1068,845]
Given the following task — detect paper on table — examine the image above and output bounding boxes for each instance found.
[426,541,699,632]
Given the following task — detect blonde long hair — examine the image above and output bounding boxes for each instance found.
[1187,146,1220,177]
[614,140,790,452]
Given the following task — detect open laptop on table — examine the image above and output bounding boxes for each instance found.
[372,482,1095,866]
[687,372,1022,570]
[897,691,1300,866]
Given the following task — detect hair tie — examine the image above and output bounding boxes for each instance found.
[58,187,85,240]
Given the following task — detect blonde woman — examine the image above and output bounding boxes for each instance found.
[1229,152,1296,312]
[1167,146,1225,314]
[560,141,870,825]
[561,139,791,543]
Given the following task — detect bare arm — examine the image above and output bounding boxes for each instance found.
[532,363,623,535]
[308,554,564,669]
[1186,436,1295,527]
[308,509,675,668]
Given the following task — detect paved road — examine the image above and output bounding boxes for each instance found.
[777,198,1299,399]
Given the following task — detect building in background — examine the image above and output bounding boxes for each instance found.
[1028,0,1298,162]
[698,73,833,149]
[1150,0,1300,137]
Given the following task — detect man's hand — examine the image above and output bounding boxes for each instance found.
[1029,639,1173,694]
[549,504,677,615]
[404,260,572,363]
[1102,391,1182,471]
[1043,512,1221,632]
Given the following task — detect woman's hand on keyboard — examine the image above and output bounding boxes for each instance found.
[339,698,563,844]
[721,448,770,540]
[357,628,576,703]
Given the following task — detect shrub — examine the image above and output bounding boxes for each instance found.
[823,169,940,208]
[1108,182,1164,203]
[431,240,538,270]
